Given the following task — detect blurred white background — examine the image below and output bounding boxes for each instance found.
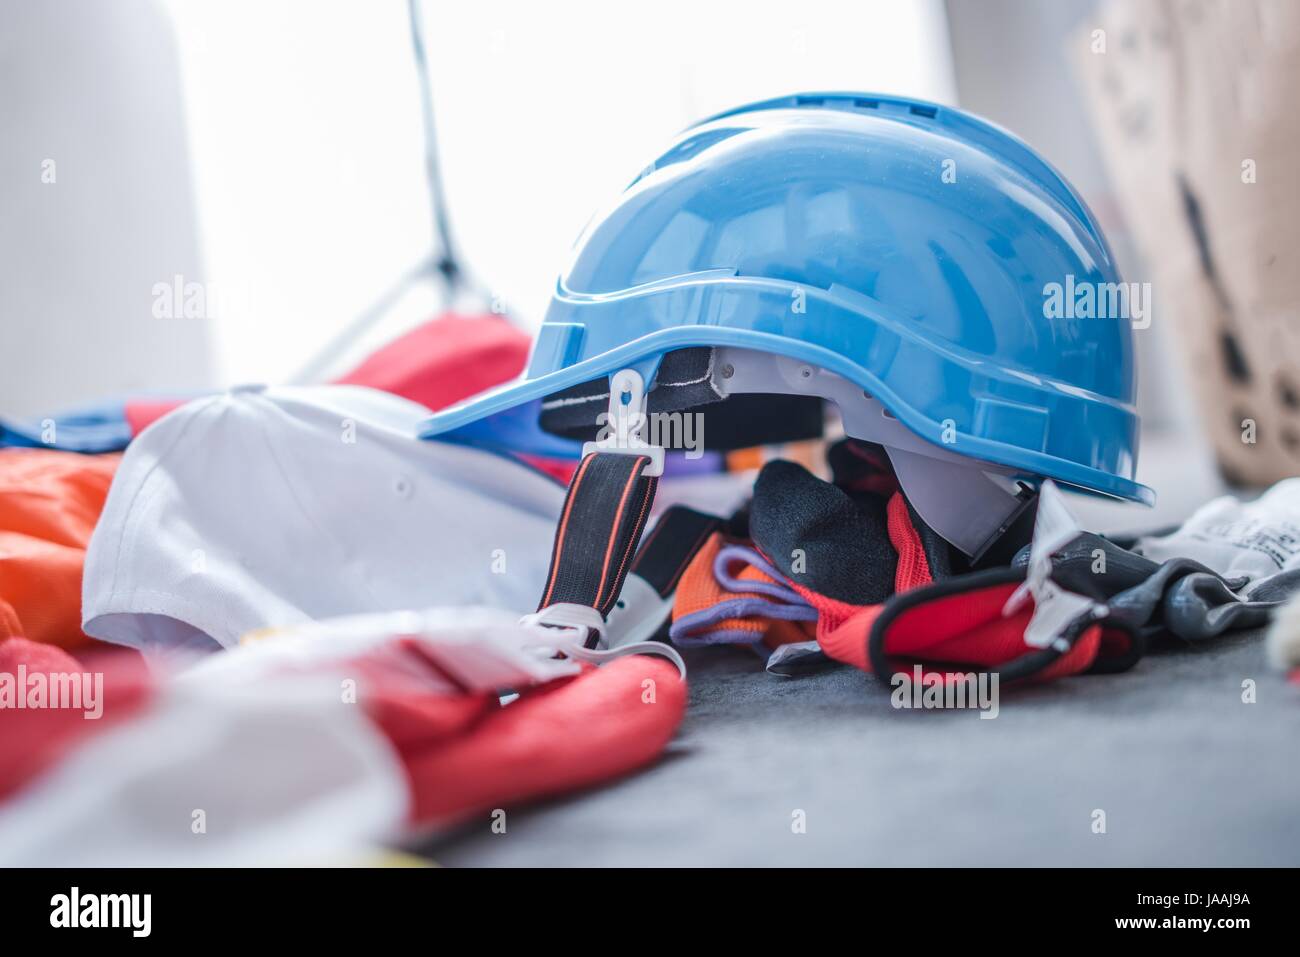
[162,0,956,384]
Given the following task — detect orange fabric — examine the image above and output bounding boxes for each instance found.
[672,533,815,649]
[762,618,819,649]
[0,449,120,649]
[724,448,765,472]
[724,440,826,475]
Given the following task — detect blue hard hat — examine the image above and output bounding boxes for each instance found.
[421,92,1153,510]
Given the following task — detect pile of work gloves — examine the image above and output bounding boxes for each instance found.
[667,439,1299,683]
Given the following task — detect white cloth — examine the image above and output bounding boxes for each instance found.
[1135,478,1300,583]
[82,384,565,660]
[0,672,409,867]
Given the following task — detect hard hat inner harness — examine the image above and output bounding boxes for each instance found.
[542,349,1039,562]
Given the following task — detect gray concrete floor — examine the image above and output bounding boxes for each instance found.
[426,628,1300,866]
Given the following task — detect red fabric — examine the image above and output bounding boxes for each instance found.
[886,491,933,592]
[0,638,153,801]
[386,654,685,827]
[518,454,578,486]
[1097,626,1136,661]
[812,579,1104,681]
[875,583,1101,680]
[810,603,881,671]
[123,399,188,436]
[788,578,865,633]
[839,441,900,497]
[334,312,529,412]
[336,312,577,483]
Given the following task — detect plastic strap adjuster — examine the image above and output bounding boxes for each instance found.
[581,368,665,477]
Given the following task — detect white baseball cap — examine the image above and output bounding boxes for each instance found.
[82,384,565,661]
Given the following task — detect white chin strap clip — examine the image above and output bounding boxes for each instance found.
[519,603,687,678]
[581,368,665,477]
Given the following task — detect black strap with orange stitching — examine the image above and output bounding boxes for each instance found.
[536,452,659,618]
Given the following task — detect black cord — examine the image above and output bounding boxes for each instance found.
[407,0,462,300]
[289,1,501,384]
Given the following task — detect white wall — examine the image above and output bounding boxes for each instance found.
[160,0,957,384]
[0,0,214,416]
